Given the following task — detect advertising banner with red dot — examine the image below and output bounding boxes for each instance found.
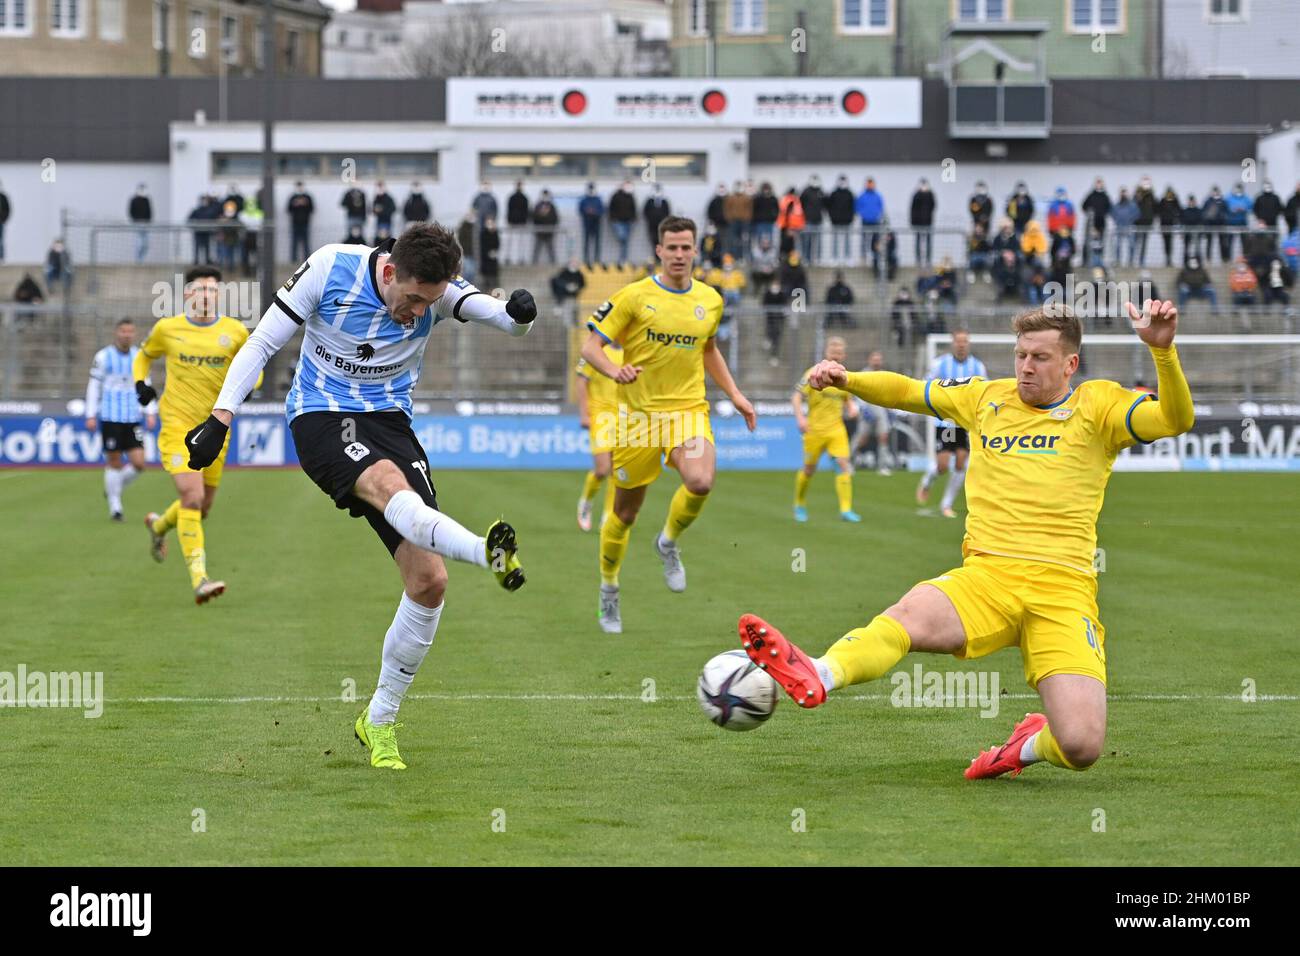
[447,79,922,128]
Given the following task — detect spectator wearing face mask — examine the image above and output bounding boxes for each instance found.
[1112,188,1139,267]
[856,178,885,270]
[1179,194,1203,265]
[643,184,671,250]
[608,180,637,266]
[799,176,825,265]
[1254,181,1283,229]
[1284,183,1300,234]
[723,181,753,261]
[968,181,993,231]
[1006,181,1033,235]
[910,178,936,266]
[578,182,605,264]
[1202,186,1229,263]
[826,175,856,264]
[1081,179,1111,265]
[706,183,728,234]
[1262,256,1294,306]
[1177,256,1217,311]
[1229,257,1258,306]
[1224,183,1253,263]
[1156,186,1181,267]
[1133,177,1157,266]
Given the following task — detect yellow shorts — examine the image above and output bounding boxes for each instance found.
[920,553,1107,688]
[159,421,231,488]
[611,404,713,490]
[588,403,619,456]
[802,426,850,465]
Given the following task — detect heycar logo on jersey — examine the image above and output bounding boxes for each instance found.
[178,353,226,366]
[981,434,1062,455]
[646,329,699,348]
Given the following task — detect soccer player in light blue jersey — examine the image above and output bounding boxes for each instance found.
[917,330,987,517]
[184,223,538,771]
[85,319,156,520]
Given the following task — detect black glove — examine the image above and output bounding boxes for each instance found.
[505,289,537,325]
[135,381,157,407]
[184,414,229,470]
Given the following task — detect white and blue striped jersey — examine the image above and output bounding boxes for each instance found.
[87,345,146,423]
[926,352,987,424]
[273,240,514,421]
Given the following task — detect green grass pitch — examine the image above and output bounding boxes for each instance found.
[2,467,1298,866]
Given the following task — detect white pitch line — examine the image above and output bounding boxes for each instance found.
[94,692,1300,705]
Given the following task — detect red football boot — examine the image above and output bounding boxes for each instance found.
[964,712,1048,780]
[738,613,827,708]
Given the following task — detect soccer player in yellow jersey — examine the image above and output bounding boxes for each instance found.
[581,216,756,634]
[133,267,262,604]
[792,336,860,523]
[574,340,625,532]
[739,300,1195,779]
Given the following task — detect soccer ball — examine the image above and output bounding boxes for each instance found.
[697,650,779,731]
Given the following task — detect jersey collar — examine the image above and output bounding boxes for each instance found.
[652,274,692,294]
[367,237,397,300]
[1035,387,1074,410]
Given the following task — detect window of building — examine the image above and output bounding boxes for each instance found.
[480,152,707,182]
[685,0,708,37]
[187,7,205,57]
[1068,0,1124,33]
[956,0,1007,22]
[152,0,174,50]
[728,0,764,35]
[221,14,238,64]
[285,28,299,72]
[0,0,34,35]
[98,0,124,41]
[840,0,893,34]
[50,0,85,37]
[1207,0,1245,21]
[213,153,438,181]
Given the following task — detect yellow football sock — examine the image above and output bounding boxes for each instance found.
[835,472,853,513]
[821,614,911,689]
[601,480,615,523]
[794,470,810,507]
[152,499,181,536]
[178,507,207,588]
[662,486,708,543]
[1032,723,1083,770]
[599,513,631,585]
[580,470,602,503]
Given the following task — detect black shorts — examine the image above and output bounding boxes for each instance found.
[936,425,969,453]
[102,421,144,453]
[290,410,438,556]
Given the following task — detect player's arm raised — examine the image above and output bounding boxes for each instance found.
[703,338,756,431]
[1121,299,1195,440]
[442,280,536,337]
[810,361,935,417]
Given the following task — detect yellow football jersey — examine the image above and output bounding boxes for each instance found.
[587,275,723,413]
[133,314,253,426]
[797,365,853,435]
[924,376,1156,574]
[575,342,625,411]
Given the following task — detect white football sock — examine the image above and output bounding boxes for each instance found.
[813,657,837,693]
[368,593,443,725]
[921,464,938,490]
[940,467,967,511]
[104,467,123,513]
[120,463,139,488]
[1020,731,1043,765]
[383,489,487,566]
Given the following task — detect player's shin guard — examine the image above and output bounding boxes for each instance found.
[820,614,912,689]
[152,499,181,536]
[834,472,853,513]
[383,489,487,567]
[940,468,966,512]
[794,470,810,507]
[178,507,207,588]
[1027,724,1085,770]
[369,594,442,725]
[662,486,707,543]
[600,513,631,585]
[580,470,602,503]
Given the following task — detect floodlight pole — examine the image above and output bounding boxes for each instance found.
[260,0,275,315]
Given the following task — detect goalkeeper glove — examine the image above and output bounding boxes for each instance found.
[184,414,229,470]
[135,381,157,406]
[505,289,537,325]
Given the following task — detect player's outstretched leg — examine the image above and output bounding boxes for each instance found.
[486,519,525,591]
[380,488,524,591]
[355,712,406,771]
[144,511,168,562]
[738,608,915,709]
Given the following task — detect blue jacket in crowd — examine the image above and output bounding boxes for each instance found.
[855,188,884,224]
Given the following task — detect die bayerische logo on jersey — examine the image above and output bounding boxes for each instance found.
[313,341,403,375]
